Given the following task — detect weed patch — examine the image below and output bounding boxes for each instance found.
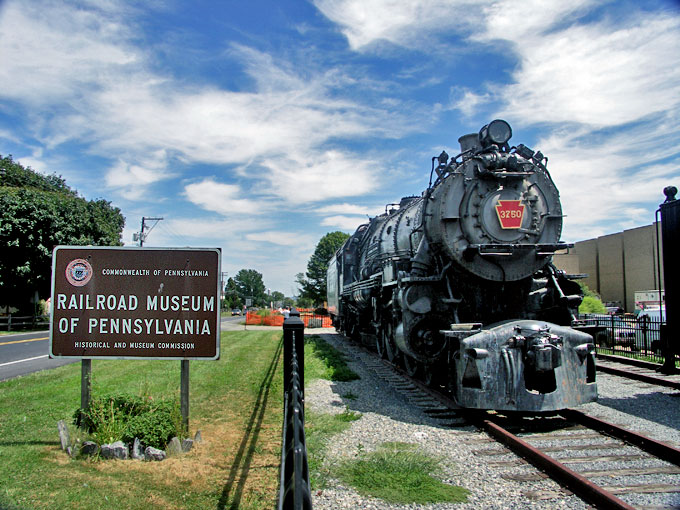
[338,442,469,504]
[305,409,361,488]
[75,394,183,449]
[304,335,359,382]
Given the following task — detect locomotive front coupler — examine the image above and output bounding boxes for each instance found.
[506,325,563,373]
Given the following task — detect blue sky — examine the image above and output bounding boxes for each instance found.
[1,0,679,295]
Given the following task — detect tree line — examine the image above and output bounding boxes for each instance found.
[1,154,351,316]
[0,155,124,315]
[221,269,294,311]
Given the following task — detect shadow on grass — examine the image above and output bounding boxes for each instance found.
[0,440,59,447]
[217,337,283,510]
[0,494,26,510]
[305,336,360,382]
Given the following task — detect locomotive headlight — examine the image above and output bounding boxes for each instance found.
[479,119,512,147]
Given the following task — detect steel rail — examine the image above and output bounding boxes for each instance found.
[560,408,680,466]
[349,337,676,510]
[476,417,636,510]
[596,363,680,391]
[380,355,642,509]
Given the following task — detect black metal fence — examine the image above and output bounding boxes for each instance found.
[278,310,312,510]
[579,313,668,364]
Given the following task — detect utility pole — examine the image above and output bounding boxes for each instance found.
[133,217,163,246]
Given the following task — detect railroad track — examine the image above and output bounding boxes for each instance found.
[353,345,680,510]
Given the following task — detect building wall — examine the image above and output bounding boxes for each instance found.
[622,225,661,311]
[597,233,625,307]
[575,239,599,293]
[552,251,580,275]
[553,223,662,312]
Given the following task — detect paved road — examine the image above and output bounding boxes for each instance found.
[0,315,244,381]
[0,329,78,381]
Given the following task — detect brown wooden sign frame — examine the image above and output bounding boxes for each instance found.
[50,246,221,360]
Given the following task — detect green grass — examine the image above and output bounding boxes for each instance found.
[0,330,285,510]
[302,335,362,488]
[304,335,360,382]
[305,408,362,488]
[596,348,680,367]
[0,330,465,508]
[337,442,470,504]
[302,336,469,505]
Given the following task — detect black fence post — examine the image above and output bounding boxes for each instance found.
[659,187,678,374]
[279,308,312,510]
[289,309,305,393]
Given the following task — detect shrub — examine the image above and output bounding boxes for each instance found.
[579,295,607,314]
[123,401,182,448]
[74,394,182,449]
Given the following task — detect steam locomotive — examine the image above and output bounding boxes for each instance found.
[327,120,597,412]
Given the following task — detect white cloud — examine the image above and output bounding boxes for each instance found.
[321,215,367,231]
[494,15,680,128]
[477,0,595,44]
[315,202,383,215]
[315,0,680,238]
[165,217,271,239]
[0,2,416,204]
[312,0,478,50]
[0,1,138,106]
[184,179,263,215]
[105,151,174,200]
[246,231,317,248]
[538,125,680,242]
[260,150,378,204]
[448,88,492,118]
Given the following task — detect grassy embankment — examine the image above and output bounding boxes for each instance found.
[303,336,469,505]
[0,330,285,510]
[0,330,468,509]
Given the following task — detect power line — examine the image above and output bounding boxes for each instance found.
[133,217,163,247]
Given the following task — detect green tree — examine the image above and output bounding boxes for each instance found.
[295,296,314,309]
[234,269,266,307]
[577,282,607,314]
[222,277,242,310]
[297,231,350,306]
[0,155,125,313]
[270,290,285,307]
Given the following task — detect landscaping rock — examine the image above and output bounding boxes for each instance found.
[131,438,144,460]
[167,436,182,456]
[101,441,128,460]
[81,441,99,457]
[181,438,194,452]
[100,443,114,459]
[144,446,166,461]
[57,420,70,450]
[194,430,202,443]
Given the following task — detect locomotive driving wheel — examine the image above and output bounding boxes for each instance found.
[403,355,420,378]
[376,327,387,358]
[382,321,400,363]
[422,360,446,388]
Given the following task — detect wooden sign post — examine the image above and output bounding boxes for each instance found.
[50,246,221,430]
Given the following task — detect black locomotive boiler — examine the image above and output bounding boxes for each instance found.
[327,120,597,412]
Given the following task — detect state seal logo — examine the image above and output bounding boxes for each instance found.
[65,259,93,287]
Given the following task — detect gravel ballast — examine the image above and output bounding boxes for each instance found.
[306,332,609,509]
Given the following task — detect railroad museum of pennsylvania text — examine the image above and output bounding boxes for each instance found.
[54,294,215,336]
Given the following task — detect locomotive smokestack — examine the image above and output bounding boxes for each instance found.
[458,133,480,153]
